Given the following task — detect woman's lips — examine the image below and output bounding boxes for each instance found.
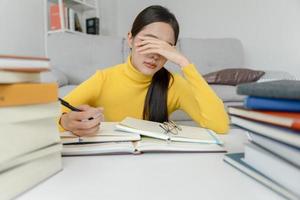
[144,61,156,69]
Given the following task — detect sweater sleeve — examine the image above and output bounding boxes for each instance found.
[58,71,103,132]
[175,64,229,134]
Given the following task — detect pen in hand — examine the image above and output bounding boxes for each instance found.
[58,98,94,120]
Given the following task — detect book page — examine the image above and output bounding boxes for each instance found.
[62,142,136,156]
[136,137,225,153]
[61,122,141,144]
[117,117,169,140]
[118,117,223,144]
[170,126,222,144]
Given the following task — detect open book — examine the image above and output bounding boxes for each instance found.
[62,119,226,156]
[116,117,223,144]
[60,122,141,144]
[62,137,226,156]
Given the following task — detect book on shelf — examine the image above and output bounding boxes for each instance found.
[86,17,99,35]
[228,106,300,131]
[49,3,61,30]
[116,117,223,144]
[243,143,300,197]
[0,83,58,107]
[237,80,300,100]
[248,132,300,168]
[0,145,62,200]
[0,54,50,71]
[243,96,300,112]
[62,137,226,156]
[224,153,299,200]
[74,12,83,32]
[230,116,300,148]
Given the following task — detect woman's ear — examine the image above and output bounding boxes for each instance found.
[127,32,133,49]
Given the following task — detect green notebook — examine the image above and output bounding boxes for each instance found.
[237,80,300,100]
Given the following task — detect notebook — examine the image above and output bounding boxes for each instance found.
[62,119,226,156]
[61,122,141,144]
[62,137,226,156]
[116,117,223,144]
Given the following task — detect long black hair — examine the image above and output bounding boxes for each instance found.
[131,5,179,123]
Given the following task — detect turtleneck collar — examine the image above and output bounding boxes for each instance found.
[123,56,153,83]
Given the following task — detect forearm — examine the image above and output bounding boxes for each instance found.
[180,64,229,134]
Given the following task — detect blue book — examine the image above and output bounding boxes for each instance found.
[244,96,300,111]
[224,153,299,200]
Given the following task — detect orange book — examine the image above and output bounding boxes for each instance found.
[50,4,61,30]
[228,107,300,131]
[0,83,58,107]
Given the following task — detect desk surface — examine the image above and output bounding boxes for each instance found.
[18,128,283,200]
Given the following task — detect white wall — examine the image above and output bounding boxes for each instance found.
[0,0,46,57]
[98,0,300,77]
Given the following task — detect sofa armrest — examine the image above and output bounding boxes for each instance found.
[257,70,296,82]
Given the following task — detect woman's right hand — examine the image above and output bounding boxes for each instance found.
[60,105,104,137]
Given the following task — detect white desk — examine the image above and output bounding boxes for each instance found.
[18,129,284,200]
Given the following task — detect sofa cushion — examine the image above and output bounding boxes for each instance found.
[179,38,244,74]
[48,33,124,85]
[210,85,245,102]
[203,68,265,85]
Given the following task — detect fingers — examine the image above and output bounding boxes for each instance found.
[136,43,161,53]
[70,105,103,121]
[60,105,105,137]
[72,123,100,137]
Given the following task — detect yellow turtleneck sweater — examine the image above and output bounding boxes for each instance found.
[61,57,229,134]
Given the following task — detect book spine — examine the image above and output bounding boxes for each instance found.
[0,83,58,107]
[68,8,75,31]
[237,83,300,100]
[244,96,300,112]
[50,3,61,30]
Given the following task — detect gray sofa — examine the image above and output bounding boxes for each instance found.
[43,33,293,126]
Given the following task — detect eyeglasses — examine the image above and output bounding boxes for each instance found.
[159,120,182,135]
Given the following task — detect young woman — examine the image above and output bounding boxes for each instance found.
[59,5,229,136]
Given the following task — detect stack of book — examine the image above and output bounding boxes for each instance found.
[61,117,226,156]
[0,55,62,200]
[224,80,300,200]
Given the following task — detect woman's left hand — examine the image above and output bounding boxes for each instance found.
[135,36,190,68]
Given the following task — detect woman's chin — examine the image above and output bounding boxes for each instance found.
[140,67,156,76]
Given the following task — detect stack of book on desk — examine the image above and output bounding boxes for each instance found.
[61,117,226,156]
[0,55,62,200]
[224,80,300,200]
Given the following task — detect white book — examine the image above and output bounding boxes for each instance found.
[243,143,300,197]
[0,149,62,200]
[61,122,141,144]
[0,55,50,69]
[248,132,300,168]
[116,117,222,144]
[0,117,61,165]
[62,142,136,156]
[0,143,62,173]
[0,101,60,123]
[136,137,226,153]
[230,116,300,148]
[224,153,299,200]
[62,137,226,156]
[0,70,40,83]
